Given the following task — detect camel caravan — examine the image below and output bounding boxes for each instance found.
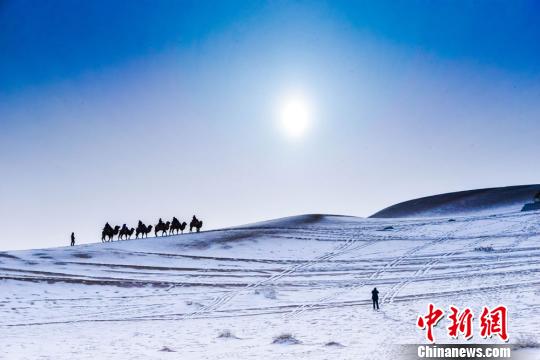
[101,215,203,242]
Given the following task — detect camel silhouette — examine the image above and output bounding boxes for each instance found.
[102,224,120,242]
[143,224,153,238]
[155,220,171,237]
[136,222,153,239]
[170,217,188,235]
[190,216,203,233]
[119,225,135,240]
[101,215,204,242]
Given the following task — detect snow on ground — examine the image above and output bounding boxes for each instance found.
[1,212,540,359]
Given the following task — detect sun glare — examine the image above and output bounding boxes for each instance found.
[279,95,311,138]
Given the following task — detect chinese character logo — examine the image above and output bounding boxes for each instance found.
[447,305,474,340]
[417,303,445,343]
[416,304,508,343]
[480,305,508,342]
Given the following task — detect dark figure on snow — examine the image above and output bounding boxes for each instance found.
[155,219,171,237]
[119,224,128,239]
[179,221,187,234]
[119,224,135,240]
[170,217,187,235]
[70,232,75,246]
[102,223,120,242]
[143,224,153,238]
[136,221,152,239]
[372,287,379,310]
[190,215,203,233]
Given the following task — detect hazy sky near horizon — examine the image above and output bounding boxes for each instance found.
[1,1,540,250]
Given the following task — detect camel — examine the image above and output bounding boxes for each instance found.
[119,226,135,240]
[136,224,153,239]
[136,222,152,239]
[155,220,171,237]
[169,217,188,235]
[102,225,120,242]
[179,221,187,234]
[143,224,153,238]
[190,216,203,233]
[118,224,128,240]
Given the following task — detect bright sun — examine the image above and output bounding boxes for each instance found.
[279,95,311,138]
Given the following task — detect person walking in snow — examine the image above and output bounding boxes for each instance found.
[70,232,75,246]
[372,287,379,310]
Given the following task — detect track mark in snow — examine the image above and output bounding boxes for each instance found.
[286,220,477,319]
[185,232,376,318]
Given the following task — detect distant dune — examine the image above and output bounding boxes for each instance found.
[370,184,540,218]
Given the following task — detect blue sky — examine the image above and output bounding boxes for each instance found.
[1,1,540,249]
[2,0,540,93]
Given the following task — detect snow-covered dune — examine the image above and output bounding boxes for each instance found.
[371,184,540,218]
[1,211,539,359]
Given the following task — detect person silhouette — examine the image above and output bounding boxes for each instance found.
[371,287,379,310]
[70,232,75,246]
[190,215,199,232]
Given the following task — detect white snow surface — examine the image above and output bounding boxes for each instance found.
[1,212,540,359]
